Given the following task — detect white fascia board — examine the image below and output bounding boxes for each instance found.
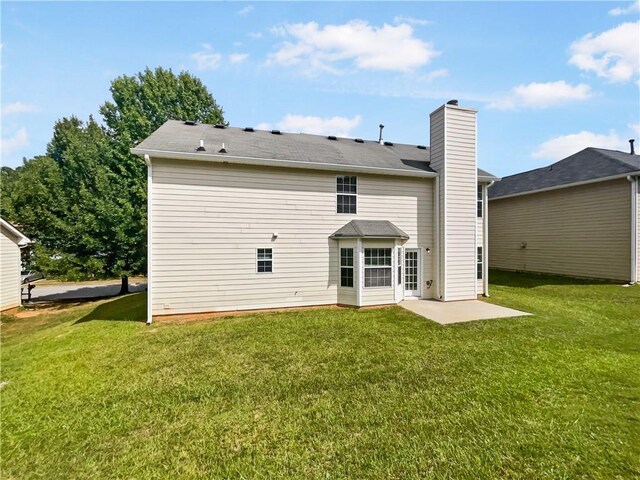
[131,148,438,179]
[0,218,31,246]
[489,171,640,201]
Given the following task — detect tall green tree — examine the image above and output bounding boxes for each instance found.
[99,67,226,293]
[2,67,226,292]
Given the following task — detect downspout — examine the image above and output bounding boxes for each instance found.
[434,175,441,299]
[483,181,495,296]
[627,175,638,284]
[145,154,153,324]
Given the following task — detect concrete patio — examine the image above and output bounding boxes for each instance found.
[400,299,530,325]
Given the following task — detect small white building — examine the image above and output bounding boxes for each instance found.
[133,101,499,322]
[1,218,30,311]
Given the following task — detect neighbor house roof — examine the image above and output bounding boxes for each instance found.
[132,120,498,180]
[0,218,31,246]
[489,147,640,199]
[330,220,410,240]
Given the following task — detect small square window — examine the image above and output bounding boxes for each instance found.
[257,248,273,273]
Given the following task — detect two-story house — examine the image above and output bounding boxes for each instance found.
[133,101,498,323]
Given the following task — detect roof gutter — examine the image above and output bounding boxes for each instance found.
[144,154,153,325]
[0,219,31,246]
[131,148,438,179]
[490,170,640,201]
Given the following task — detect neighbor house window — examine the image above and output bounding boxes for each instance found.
[477,185,483,218]
[397,249,402,285]
[364,248,392,287]
[257,248,273,273]
[477,246,483,280]
[337,176,357,214]
[340,248,354,287]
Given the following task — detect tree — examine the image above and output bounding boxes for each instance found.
[2,67,226,293]
[99,67,226,293]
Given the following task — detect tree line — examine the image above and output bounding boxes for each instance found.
[1,67,225,291]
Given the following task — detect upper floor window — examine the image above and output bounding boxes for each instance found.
[477,184,483,218]
[337,176,357,214]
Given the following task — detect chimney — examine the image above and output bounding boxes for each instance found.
[630,139,635,155]
[430,101,478,302]
[378,124,385,145]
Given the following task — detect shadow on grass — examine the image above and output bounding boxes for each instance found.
[489,269,614,289]
[75,292,147,324]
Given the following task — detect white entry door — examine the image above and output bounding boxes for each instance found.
[404,249,421,298]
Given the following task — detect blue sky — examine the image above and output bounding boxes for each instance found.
[1,1,639,176]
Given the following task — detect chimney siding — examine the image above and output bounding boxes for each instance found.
[430,104,478,301]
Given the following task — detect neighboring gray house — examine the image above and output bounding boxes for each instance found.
[133,102,499,322]
[1,218,30,311]
[489,145,639,282]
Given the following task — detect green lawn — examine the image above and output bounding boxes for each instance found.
[1,271,639,479]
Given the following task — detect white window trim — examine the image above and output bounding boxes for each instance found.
[477,246,483,280]
[339,247,355,288]
[363,247,393,289]
[477,184,484,218]
[256,248,273,274]
[336,175,357,215]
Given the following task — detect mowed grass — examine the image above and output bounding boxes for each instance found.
[1,272,639,479]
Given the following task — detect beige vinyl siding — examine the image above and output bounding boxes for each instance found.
[429,107,446,297]
[489,179,632,281]
[429,105,478,300]
[151,159,434,315]
[1,229,21,311]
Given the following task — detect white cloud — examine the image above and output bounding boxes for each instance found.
[229,53,249,64]
[1,101,36,116]
[609,1,640,16]
[1,127,29,156]
[238,5,254,16]
[630,123,640,136]
[255,122,271,131]
[393,16,431,26]
[275,114,362,137]
[191,48,222,70]
[569,21,640,83]
[248,31,263,39]
[267,20,438,74]
[489,81,593,110]
[532,130,626,160]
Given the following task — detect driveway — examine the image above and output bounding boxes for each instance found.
[26,280,147,303]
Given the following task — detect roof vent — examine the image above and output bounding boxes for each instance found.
[327,135,337,141]
[184,120,198,126]
[417,145,427,150]
[214,124,226,129]
[196,140,206,152]
[271,130,281,135]
[355,138,364,143]
[384,141,394,147]
[244,127,254,132]
[447,99,458,106]
[378,124,385,145]
[630,139,636,155]
[219,143,227,154]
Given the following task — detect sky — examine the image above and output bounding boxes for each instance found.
[1,1,639,177]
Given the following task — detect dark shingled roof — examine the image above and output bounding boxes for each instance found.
[489,147,640,199]
[330,220,409,240]
[133,120,497,179]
